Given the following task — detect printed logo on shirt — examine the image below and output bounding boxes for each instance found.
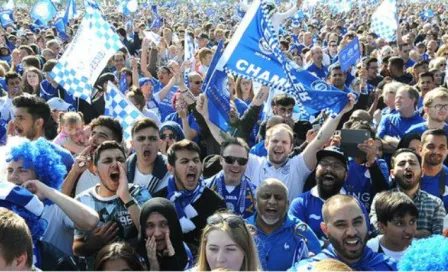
[281,164,290,175]
[309,214,321,220]
[284,242,290,250]
[364,170,371,178]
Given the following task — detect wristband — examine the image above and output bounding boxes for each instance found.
[124,198,136,209]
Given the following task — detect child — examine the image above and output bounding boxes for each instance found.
[367,191,418,261]
[53,112,87,155]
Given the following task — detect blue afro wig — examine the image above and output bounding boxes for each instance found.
[6,138,67,195]
[398,235,448,271]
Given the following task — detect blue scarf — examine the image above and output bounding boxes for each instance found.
[167,177,205,233]
[214,171,256,219]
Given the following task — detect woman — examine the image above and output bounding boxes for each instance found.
[235,77,254,105]
[159,121,185,155]
[23,67,43,95]
[94,242,145,271]
[194,212,261,271]
[138,198,193,271]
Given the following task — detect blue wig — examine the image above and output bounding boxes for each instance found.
[398,235,448,271]
[6,138,67,202]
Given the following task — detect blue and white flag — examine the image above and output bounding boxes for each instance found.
[202,40,230,132]
[104,82,145,141]
[150,16,162,29]
[217,0,353,117]
[338,36,361,72]
[31,0,57,25]
[2,0,14,10]
[0,10,14,27]
[370,0,397,42]
[0,181,44,217]
[53,18,68,40]
[63,0,77,25]
[184,33,195,86]
[120,0,138,15]
[50,1,123,103]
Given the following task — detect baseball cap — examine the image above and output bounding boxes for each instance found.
[47,97,72,111]
[198,33,209,40]
[316,146,348,167]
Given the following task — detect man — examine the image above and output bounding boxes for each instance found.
[370,148,446,238]
[10,95,74,172]
[306,46,328,80]
[199,92,356,201]
[406,88,448,135]
[365,57,383,88]
[0,208,33,271]
[61,116,123,196]
[197,48,213,76]
[325,40,338,66]
[377,86,425,153]
[419,129,448,211]
[416,71,436,101]
[399,43,416,69]
[248,178,321,271]
[188,72,203,96]
[197,33,209,49]
[290,146,350,239]
[127,118,170,195]
[387,57,413,84]
[73,141,150,260]
[154,140,226,254]
[250,115,285,157]
[327,64,349,92]
[291,195,397,271]
[45,39,62,57]
[0,72,23,122]
[411,60,429,84]
[205,137,256,219]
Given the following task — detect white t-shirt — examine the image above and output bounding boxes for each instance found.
[244,154,312,202]
[133,167,170,194]
[41,204,75,256]
[367,235,408,261]
[75,169,100,196]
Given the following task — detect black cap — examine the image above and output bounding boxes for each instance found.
[316,146,348,167]
[198,33,209,40]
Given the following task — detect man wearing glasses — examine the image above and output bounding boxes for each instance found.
[205,137,256,219]
[406,88,448,136]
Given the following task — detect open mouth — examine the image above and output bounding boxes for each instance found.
[344,238,361,249]
[143,150,151,158]
[229,169,240,174]
[404,171,413,181]
[15,127,23,135]
[322,174,336,186]
[110,172,120,182]
[186,172,196,183]
[265,207,277,216]
[273,150,283,156]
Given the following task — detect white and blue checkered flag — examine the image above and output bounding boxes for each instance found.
[371,0,397,42]
[104,82,145,141]
[50,3,123,103]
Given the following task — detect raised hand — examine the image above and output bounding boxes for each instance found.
[163,230,175,257]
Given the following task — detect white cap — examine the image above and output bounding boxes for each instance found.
[47,97,72,111]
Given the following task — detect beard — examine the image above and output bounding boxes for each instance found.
[425,154,444,166]
[327,231,368,262]
[395,175,419,191]
[316,173,345,200]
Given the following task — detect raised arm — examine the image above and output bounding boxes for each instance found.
[196,93,230,144]
[302,93,355,170]
[140,38,154,79]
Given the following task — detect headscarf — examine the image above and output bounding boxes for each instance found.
[159,121,186,142]
[138,197,190,271]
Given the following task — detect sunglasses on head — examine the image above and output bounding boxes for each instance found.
[222,156,248,166]
[207,214,245,228]
[160,134,175,140]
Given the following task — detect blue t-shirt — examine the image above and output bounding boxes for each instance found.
[406,122,448,136]
[377,112,425,139]
[39,80,77,110]
[405,58,416,69]
[152,79,178,122]
[421,165,448,212]
[248,213,321,271]
[344,159,390,211]
[233,97,248,117]
[165,112,200,143]
[289,187,372,240]
[306,63,328,80]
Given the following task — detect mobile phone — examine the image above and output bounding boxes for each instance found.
[340,129,370,158]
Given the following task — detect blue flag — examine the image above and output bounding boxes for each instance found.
[31,0,57,25]
[202,40,230,132]
[104,82,145,141]
[150,16,162,29]
[217,0,353,117]
[119,72,128,93]
[338,36,361,72]
[53,18,68,40]
[63,0,77,25]
[0,10,14,27]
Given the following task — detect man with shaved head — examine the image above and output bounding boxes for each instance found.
[248,178,321,271]
[290,195,397,271]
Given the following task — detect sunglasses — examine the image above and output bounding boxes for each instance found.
[222,156,248,166]
[160,134,175,140]
[207,214,245,228]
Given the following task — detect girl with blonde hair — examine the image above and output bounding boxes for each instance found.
[194,212,261,271]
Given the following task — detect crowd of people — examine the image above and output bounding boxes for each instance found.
[0,0,448,271]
